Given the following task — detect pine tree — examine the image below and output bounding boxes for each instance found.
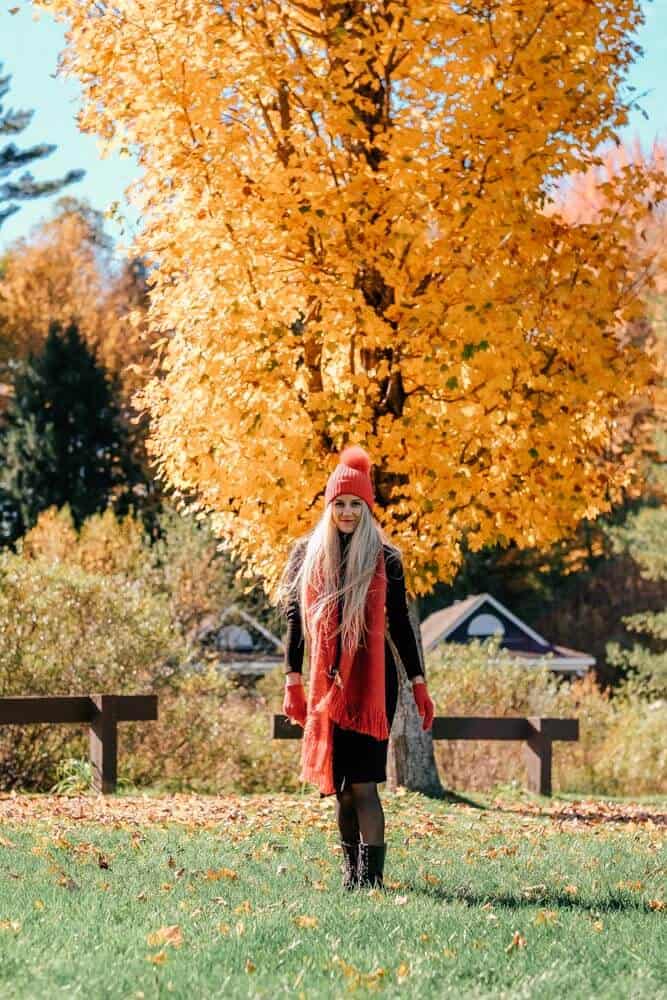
[0,63,84,228]
[0,321,143,544]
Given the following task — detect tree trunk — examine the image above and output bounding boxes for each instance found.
[386,597,445,797]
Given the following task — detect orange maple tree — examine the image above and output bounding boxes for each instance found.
[551,139,667,490]
[0,198,154,405]
[36,0,666,595]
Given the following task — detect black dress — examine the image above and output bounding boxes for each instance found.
[283,529,425,793]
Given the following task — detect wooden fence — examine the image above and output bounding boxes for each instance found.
[272,715,579,796]
[0,695,158,794]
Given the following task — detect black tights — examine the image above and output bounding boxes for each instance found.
[335,782,385,845]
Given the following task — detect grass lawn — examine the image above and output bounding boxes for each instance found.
[0,787,665,999]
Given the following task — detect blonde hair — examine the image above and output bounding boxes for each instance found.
[277,502,400,656]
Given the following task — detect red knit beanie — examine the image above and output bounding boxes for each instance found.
[324,445,374,509]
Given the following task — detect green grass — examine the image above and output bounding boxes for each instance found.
[0,789,665,999]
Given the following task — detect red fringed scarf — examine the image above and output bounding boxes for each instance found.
[300,548,388,796]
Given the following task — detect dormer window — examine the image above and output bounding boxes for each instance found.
[216,624,255,652]
[466,613,505,637]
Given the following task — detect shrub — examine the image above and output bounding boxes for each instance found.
[0,546,182,789]
[423,637,667,796]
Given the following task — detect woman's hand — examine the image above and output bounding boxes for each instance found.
[283,675,307,728]
[411,676,434,731]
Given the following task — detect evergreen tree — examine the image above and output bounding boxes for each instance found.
[0,321,143,544]
[0,63,84,228]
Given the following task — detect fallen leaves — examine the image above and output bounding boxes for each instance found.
[506,930,527,953]
[293,914,318,928]
[533,909,559,926]
[146,950,168,965]
[204,868,238,881]
[146,925,183,949]
[0,792,664,835]
[396,961,410,983]
[330,955,388,990]
[57,874,80,891]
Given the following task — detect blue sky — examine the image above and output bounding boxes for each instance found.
[1,1,666,256]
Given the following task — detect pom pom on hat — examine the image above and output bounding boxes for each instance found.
[325,444,374,509]
[339,445,371,474]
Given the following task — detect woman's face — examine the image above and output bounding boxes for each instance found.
[332,494,363,534]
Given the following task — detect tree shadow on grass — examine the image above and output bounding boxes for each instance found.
[401,885,659,914]
[416,787,487,809]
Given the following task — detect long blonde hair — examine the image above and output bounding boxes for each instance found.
[277,502,400,656]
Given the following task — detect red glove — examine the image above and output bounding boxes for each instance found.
[283,680,307,728]
[413,681,434,731]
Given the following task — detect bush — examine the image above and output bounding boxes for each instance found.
[0,503,296,794]
[424,637,667,796]
[0,541,183,789]
[118,665,303,794]
[4,504,664,797]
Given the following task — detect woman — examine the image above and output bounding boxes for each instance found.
[277,445,435,891]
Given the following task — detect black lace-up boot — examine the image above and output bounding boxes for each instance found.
[358,843,387,889]
[340,841,361,890]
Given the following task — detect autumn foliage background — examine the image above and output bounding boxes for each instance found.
[0,1,664,793]
[29,0,666,596]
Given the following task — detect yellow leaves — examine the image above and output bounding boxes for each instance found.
[617,880,643,892]
[330,955,388,991]
[204,867,238,881]
[293,914,319,928]
[22,1,667,593]
[506,930,527,953]
[533,909,559,926]
[648,899,664,911]
[146,925,183,949]
[482,845,517,859]
[396,961,410,983]
[146,950,168,965]
[0,920,21,934]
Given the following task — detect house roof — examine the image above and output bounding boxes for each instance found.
[195,604,285,655]
[420,592,594,672]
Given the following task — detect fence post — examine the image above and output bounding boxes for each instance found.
[524,718,553,796]
[89,695,118,794]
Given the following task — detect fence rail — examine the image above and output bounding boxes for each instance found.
[0,695,158,794]
[272,714,579,796]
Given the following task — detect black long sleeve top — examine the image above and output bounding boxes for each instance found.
[283,530,425,681]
